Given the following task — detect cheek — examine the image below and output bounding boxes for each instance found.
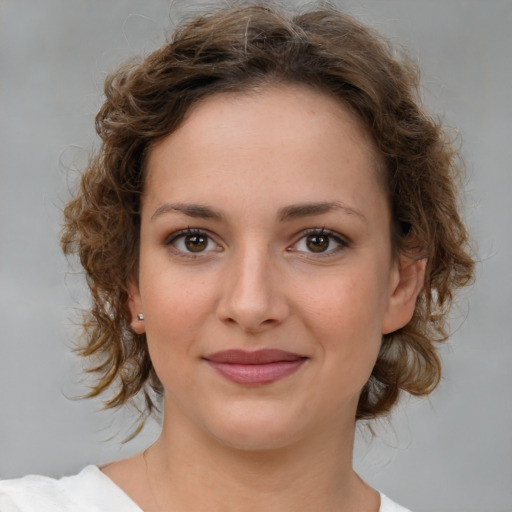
[139,266,216,373]
[298,268,386,332]
[293,266,388,369]
[141,251,213,320]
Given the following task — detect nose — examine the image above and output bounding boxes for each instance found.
[216,246,290,333]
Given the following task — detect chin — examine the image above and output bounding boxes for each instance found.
[205,405,310,453]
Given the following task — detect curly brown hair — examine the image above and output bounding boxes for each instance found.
[61,2,474,430]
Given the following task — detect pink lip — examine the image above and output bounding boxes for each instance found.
[204,349,308,385]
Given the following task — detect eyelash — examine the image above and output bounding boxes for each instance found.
[165,228,220,258]
[289,228,350,257]
[164,227,350,259]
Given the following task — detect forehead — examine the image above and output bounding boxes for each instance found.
[146,84,381,170]
[143,84,387,223]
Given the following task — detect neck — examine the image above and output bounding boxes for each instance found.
[144,403,377,512]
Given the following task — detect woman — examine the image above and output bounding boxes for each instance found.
[0,3,474,511]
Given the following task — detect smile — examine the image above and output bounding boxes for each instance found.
[203,349,308,385]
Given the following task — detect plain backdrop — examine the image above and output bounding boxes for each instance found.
[1,1,511,511]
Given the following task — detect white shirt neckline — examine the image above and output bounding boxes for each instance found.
[1,464,411,511]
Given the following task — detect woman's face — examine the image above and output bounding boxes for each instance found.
[129,85,422,450]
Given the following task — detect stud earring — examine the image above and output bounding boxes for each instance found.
[137,313,144,321]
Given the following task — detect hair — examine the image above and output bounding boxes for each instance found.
[61,1,474,431]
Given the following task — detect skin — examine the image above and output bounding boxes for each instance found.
[102,84,425,512]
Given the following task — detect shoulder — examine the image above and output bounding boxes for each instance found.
[380,492,412,512]
[0,471,70,512]
[0,465,142,512]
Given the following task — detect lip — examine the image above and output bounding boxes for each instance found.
[203,349,308,385]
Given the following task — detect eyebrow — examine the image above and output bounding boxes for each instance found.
[151,200,366,223]
[151,203,224,222]
[278,201,367,222]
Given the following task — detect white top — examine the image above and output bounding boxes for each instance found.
[0,465,411,511]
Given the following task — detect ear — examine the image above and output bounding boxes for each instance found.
[381,255,427,335]
[127,277,145,334]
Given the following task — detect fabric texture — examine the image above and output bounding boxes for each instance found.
[0,465,411,511]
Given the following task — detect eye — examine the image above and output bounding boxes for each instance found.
[291,228,349,255]
[167,228,219,255]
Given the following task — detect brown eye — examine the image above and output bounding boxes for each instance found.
[305,233,330,252]
[185,233,208,252]
[290,229,348,256]
[169,229,219,255]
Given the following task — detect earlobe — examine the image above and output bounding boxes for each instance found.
[128,278,145,334]
[382,256,427,335]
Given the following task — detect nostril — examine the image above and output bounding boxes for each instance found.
[220,311,282,334]
[215,263,290,331]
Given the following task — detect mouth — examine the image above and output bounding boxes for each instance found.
[203,349,308,385]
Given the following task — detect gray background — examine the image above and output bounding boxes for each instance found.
[1,1,511,511]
